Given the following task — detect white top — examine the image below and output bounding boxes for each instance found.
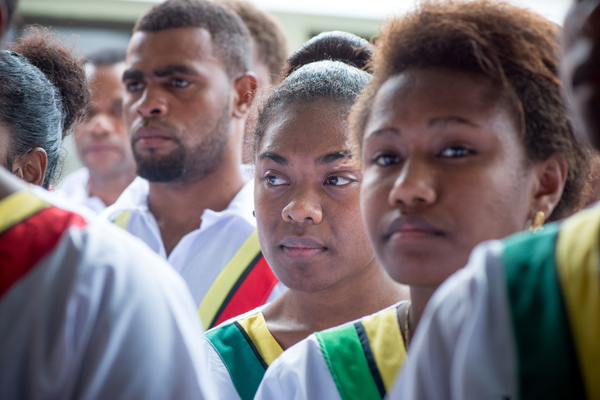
[55,168,107,213]
[101,177,286,308]
[0,189,211,399]
[389,240,517,400]
[255,302,406,400]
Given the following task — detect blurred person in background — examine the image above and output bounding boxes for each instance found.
[57,48,136,213]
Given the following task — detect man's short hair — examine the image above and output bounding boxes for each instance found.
[134,0,251,78]
[217,0,288,83]
[86,48,126,67]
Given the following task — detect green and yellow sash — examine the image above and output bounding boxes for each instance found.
[315,307,407,400]
[503,207,600,399]
[204,312,283,400]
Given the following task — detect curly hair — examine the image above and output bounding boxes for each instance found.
[250,31,373,155]
[217,0,288,84]
[134,0,251,79]
[350,0,590,220]
[2,26,89,188]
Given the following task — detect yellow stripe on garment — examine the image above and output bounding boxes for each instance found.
[0,191,48,236]
[556,207,600,399]
[361,306,407,391]
[113,211,131,230]
[237,312,283,366]
[198,230,261,329]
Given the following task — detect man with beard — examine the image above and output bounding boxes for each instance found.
[102,0,284,330]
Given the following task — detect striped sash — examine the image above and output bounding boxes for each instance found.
[502,207,600,399]
[199,230,278,329]
[204,312,283,400]
[0,191,86,298]
[315,306,407,400]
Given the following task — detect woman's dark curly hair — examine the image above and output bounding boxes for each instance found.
[2,26,89,188]
[350,0,590,220]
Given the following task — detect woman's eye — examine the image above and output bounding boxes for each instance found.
[172,78,190,88]
[263,174,288,186]
[324,176,352,186]
[372,154,400,166]
[439,146,474,158]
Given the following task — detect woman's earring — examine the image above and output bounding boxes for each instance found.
[252,210,255,218]
[529,210,545,232]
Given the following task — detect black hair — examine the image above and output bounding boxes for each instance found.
[251,31,373,154]
[134,0,251,78]
[3,26,89,188]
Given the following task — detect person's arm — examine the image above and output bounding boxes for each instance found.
[73,222,210,400]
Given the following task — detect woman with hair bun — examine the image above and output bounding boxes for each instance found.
[0,26,88,188]
[201,31,408,400]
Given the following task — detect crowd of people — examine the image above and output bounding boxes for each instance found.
[1,0,599,398]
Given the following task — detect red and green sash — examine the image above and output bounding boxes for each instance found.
[503,207,600,399]
[315,307,407,400]
[204,312,283,400]
[198,230,278,329]
[0,191,86,299]
[114,211,278,329]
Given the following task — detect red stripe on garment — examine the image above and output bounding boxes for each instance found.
[213,256,278,327]
[0,207,86,298]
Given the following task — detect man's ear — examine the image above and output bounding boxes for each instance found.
[231,73,257,119]
[529,153,567,221]
[12,148,48,187]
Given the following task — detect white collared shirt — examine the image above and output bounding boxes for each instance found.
[101,177,285,308]
[55,168,106,213]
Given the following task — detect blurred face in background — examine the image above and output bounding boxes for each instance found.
[75,62,136,178]
[561,0,600,147]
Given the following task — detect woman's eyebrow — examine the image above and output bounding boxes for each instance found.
[315,150,352,166]
[258,151,288,165]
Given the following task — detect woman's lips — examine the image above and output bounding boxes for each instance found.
[384,216,445,242]
[280,236,327,258]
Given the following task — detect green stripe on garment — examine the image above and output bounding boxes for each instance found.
[204,322,267,400]
[316,323,382,400]
[502,223,585,399]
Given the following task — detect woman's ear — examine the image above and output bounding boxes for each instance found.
[231,73,258,119]
[529,153,567,221]
[12,147,48,186]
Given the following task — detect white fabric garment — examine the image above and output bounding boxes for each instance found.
[0,189,211,400]
[254,334,340,400]
[101,177,286,308]
[389,240,517,400]
[255,302,406,400]
[55,168,106,213]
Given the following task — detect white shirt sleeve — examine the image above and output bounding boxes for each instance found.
[0,218,211,400]
[389,240,517,400]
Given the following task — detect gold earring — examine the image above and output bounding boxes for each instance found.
[529,211,545,232]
